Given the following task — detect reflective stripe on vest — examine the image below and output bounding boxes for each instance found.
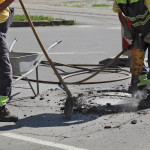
[116,0,150,31]
[116,0,139,4]
[126,9,149,21]
[0,96,8,106]
[131,14,150,27]
[137,74,147,86]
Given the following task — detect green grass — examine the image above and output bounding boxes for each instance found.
[13,14,76,25]
[62,1,112,8]
[66,20,77,25]
[92,4,111,7]
[13,15,64,21]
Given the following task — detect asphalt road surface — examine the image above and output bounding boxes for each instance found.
[2,1,148,150]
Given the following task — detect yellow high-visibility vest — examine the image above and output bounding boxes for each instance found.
[0,0,10,23]
[113,0,150,13]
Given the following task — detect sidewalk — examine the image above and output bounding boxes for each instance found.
[11,0,117,20]
[10,0,117,27]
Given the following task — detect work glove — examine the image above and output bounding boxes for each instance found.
[124,25,132,40]
[144,32,150,43]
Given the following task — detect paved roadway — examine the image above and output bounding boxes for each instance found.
[8,0,122,82]
[8,23,121,64]
[0,1,135,150]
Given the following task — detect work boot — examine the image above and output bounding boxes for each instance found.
[137,74,147,88]
[0,106,18,122]
[129,74,147,98]
[136,74,147,99]
[146,79,150,101]
[147,79,150,89]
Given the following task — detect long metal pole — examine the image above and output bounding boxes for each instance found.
[18,0,72,97]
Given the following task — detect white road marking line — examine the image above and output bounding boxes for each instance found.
[74,25,94,28]
[108,27,121,30]
[0,132,88,150]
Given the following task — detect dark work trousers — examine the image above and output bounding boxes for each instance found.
[141,43,150,75]
[137,42,150,78]
[0,8,14,97]
[145,43,150,79]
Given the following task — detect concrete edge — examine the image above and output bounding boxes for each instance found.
[10,20,75,27]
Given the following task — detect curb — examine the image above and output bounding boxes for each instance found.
[10,20,75,27]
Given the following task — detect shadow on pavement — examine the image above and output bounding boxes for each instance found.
[0,112,97,131]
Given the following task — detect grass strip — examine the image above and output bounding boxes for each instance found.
[13,15,64,21]
[13,15,76,25]
[92,4,111,7]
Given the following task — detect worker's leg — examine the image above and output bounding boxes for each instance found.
[0,35,18,122]
[0,7,14,96]
[146,44,150,94]
[0,8,18,122]
[137,50,148,90]
[0,33,18,122]
[0,51,12,96]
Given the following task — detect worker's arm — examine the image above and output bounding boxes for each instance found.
[0,0,14,13]
[118,12,132,40]
[118,12,128,27]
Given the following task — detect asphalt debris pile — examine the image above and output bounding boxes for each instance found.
[59,88,150,116]
[27,86,150,117]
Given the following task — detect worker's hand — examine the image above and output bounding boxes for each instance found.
[144,32,150,43]
[124,25,132,40]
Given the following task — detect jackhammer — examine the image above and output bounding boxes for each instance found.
[130,33,146,98]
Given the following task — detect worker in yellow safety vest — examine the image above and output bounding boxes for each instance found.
[0,0,18,122]
[113,0,150,97]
